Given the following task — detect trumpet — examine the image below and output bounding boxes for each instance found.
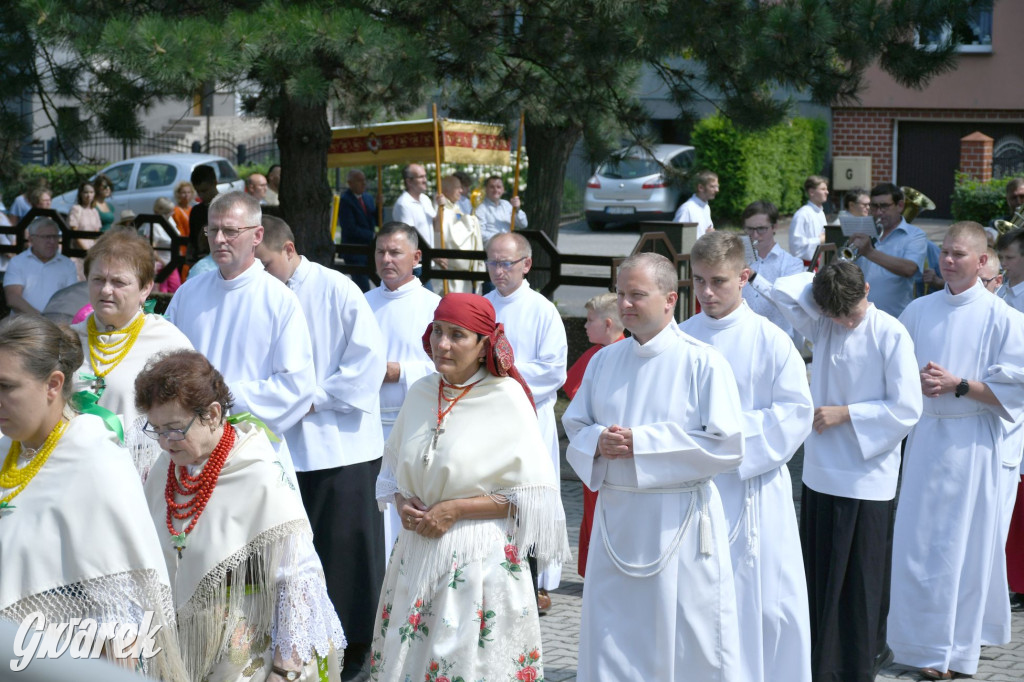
[994,205,1024,236]
[839,218,882,261]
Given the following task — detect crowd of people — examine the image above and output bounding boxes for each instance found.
[1,162,1024,682]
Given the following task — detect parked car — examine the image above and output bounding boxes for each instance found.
[51,153,245,220]
[583,144,695,230]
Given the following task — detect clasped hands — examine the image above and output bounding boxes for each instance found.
[396,493,460,538]
[598,425,634,459]
[920,361,957,398]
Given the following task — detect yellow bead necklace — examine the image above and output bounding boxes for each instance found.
[87,312,146,380]
[0,418,69,509]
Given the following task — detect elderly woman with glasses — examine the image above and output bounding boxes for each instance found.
[136,349,345,682]
[71,230,192,481]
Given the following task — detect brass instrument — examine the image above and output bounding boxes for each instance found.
[994,205,1024,236]
[839,218,882,261]
[901,186,935,223]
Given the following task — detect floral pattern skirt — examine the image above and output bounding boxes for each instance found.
[370,525,544,682]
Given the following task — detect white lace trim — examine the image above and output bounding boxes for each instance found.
[272,573,347,664]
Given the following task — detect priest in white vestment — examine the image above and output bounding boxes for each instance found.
[435,175,484,294]
[889,222,1024,679]
[165,192,315,483]
[484,232,567,598]
[680,232,813,682]
[563,252,744,681]
[256,216,387,679]
[750,260,922,681]
[366,223,442,554]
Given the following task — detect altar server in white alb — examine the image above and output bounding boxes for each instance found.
[672,169,718,236]
[484,232,567,602]
[563,252,744,681]
[680,232,813,682]
[365,222,441,552]
[165,191,315,482]
[749,260,921,681]
[255,216,387,680]
[889,221,1024,680]
[788,175,829,264]
[740,200,806,344]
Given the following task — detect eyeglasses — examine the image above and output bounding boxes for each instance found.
[981,274,1002,287]
[484,257,528,270]
[856,201,872,207]
[33,234,61,241]
[204,225,259,241]
[744,226,772,234]
[142,415,198,442]
[870,202,895,211]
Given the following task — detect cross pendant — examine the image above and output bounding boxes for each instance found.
[176,546,184,559]
[431,426,445,450]
[91,377,106,393]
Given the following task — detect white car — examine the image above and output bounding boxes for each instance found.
[52,153,245,219]
[583,144,695,230]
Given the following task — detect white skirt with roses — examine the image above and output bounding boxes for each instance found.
[370,517,545,682]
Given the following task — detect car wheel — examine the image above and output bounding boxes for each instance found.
[587,219,606,231]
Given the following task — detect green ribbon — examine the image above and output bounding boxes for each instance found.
[71,391,124,442]
[226,412,280,442]
[143,299,157,314]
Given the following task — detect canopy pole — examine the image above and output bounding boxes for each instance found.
[376,164,384,228]
[432,103,448,296]
[510,111,525,230]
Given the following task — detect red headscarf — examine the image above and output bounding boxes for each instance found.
[422,293,535,410]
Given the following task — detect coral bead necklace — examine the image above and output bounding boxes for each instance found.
[0,419,69,515]
[431,377,483,452]
[165,424,235,557]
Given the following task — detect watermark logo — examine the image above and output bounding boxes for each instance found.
[10,611,164,672]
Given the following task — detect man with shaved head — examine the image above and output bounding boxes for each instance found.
[889,222,1024,679]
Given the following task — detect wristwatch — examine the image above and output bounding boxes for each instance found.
[271,665,302,681]
[955,378,970,398]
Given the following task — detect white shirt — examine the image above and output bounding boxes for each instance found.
[562,322,744,680]
[165,261,316,461]
[4,250,78,313]
[673,194,713,236]
[788,202,827,262]
[365,279,441,437]
[753,272,922,500]
[476,197,527,244]
[283,257,387,470]
[745,243,805,342]
[392,191,437,248]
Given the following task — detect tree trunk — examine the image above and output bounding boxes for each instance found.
[522,121,582,295]
[522,120,582,242]
[275,96,333,266]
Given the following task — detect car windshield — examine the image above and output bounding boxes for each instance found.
[598,156,661,180]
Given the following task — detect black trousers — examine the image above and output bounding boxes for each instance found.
[800,485,895,682]
[296,459,385,650]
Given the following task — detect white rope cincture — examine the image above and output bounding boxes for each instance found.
[597,479,713,578]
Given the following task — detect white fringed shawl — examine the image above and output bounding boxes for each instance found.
[0,415,188,681]
[145,423,343,680]
[376,368,572,600]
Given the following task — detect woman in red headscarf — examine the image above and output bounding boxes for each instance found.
[372,293,571,682]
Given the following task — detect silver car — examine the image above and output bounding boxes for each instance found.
[52,153,245,218]
[583,144,695,230]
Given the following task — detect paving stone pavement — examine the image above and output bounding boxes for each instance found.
[542,445,1024,681]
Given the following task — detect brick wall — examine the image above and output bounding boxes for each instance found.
[832,108,1024,187]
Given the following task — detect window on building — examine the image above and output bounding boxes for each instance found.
[994,136,1024,179]
[918,1,992,53]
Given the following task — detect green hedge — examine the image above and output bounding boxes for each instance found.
[950,172,1014,223]
[690,114,828,222]
[5,164,107,200]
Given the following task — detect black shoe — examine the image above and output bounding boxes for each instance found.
[1011,592,1024,612]
[341,643,371,682]
[872,645,895,676]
